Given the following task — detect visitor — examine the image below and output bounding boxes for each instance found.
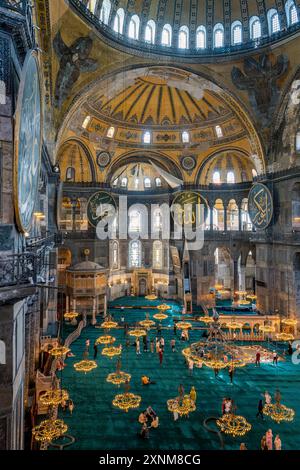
[155,339,160,353]
[224,398,232,414]
[69,399,74,414]
[190,386,197,404]
[273,350,278,366]
[125,338,130,348]
[264,391,272,404]
[256,399,264,420]
[261,435,268,451]
[157,323,162,336]
[222,398,226,415]
[288,341,293,355]
[138,412,147,424]
[180,330,186,341]
[266,429,273,450]
[121,315,125,325]
[160,337,165,351]
[136,338,141,355]
[214,367,219,378]
[150,339,154,353]
[178,384,184,398]
[275,388,281,405]
[85,339,90,349]
[146,406,157,420]
[159,348,163,365]
[228,365,234,384]
[124,323,129,336]
[188,359,194,376]
[274,434,282,450]
[255,350,261,366]
[170,338,176,352]
[239,443,247,450]
[173,322,177,336]
[141,376,156,385]
[93,342,98,359]
[143,335,148,352]
[140,423,149,439]
[151,416,159,429]
[173,407,179,421]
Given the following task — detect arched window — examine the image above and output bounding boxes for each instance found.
[286,0,298,25]
[100,0,111,24]
[112,178,118,187]
[215,125,223,138]
[227,171,235,184]
[213,199,224,230]
[250,16,261,39]
[145,20,156,44]
[129,209,142,232]
[213,23,224,48]
[0,340,5,365]
[107,126,115,138]
[213,171,221,184]
[113,8,125,34]
[128,15,140,39]
[153,241,163,269]
[75,198,88,231]
[129,240,142,267]
[182,131,189,143]
[143,131,151,144]
[241,198,252,231]
[82,115,91,129]
[268,9,280,34]
[153,208,162,231]
[178,25,189,49]
[155,177,162,187]
[144,177,151,188]
[227,199,239,230]
[87,0,97,13]
[161,24,172,46]
[66,167,75,181]
[112,241,119,267]
[121,177,128,187]
[196,26,206,49]
[296,131,300,152]
[231,21,242,44]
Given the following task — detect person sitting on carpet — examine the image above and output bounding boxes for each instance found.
[151,416,159,429]
[146,406,157,420]
[141,376,156,385]
[138,412,148,424]
[140,423,150,439]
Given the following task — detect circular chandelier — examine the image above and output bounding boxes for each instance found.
[275,332,294,341]
[226,321,243,330]
[64,311,79,320]
[139,319,155,328]
[107,371,131,386]
[235,290,247,296]
[145,294,157,300]
[153,313,168,321]
[157,304,170,311]
[101,320,118,329]
[128,329,146,337]
[281,318,298,327]
[73,360,97,373]
[101,346,122,358]
[50,346,70,357]
[259,325,275,333]
[32,418,68,442]
[246,294,257,300]
[39,389,69,406]
[96,335,116,345]
[203,359,229,370]
[237,299,251,305]
[182,347,203,367]
[214,284,224,290]
[216,414,251,437]
[167,395,196,417]
[112,392,141,412]
[263,403,295,423]
[199,316,213,324]
[176,321,192,330]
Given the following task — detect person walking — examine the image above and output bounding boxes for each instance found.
[190,386,197,404]
[150,339,154,353]
[157,323,162,336]
[159,348,163,365]
[256,399,264,420]
[273,350,278,366]
[173,322,177,336]
[228,365,234,384]
[264,390,272,404]
[261,435,268,450]
[171,338,176,352]
[93,342,98,359]
[255,350,261,366]
[188,359,194,376]
[274,434,282,450]
[155,339,160,353]
[160,337,165,351]
[266,429,273,450]
[136,338,141,355]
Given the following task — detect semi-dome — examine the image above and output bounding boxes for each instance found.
[72,0,300,57]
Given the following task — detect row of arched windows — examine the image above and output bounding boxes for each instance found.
[128,240,163,269]
[88,0,299,49]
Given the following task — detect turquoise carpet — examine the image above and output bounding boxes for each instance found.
[53,297,300,451]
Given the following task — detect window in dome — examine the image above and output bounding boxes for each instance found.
[196,26,206,49]
[129,240,141,267]
[112,178,118,187]
[287,1,298,25]
[107,126,115,138]
[143,131,151,144]
[128,14,140,40]
[87,0,97,13]
[178,26,189,49]
[66,167,75,181]
[252,168,258,178]
[250,16,261,39]
[113,8,125,34]
[161,24,172,46]
[155,177,162,187]
[121,177,128,187]
[100,0,111,25]
[213,24,224,48]
[82,115,91,129]
[215,125,223,138]
[213,171,221,184]
[182,131,190,143]
[268,9,280,34]
[134,178,140,190]
[145,20,156,44]
[296,131,300,152]
[227,171,235,184]
[144,177,151,188]
[231,21,242,44]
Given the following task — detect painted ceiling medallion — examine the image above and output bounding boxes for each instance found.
[181,155,196,171]
[14,50,42,233]
[97,151,111,168]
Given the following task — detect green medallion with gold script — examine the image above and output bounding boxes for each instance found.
[87,191,116,227]
[248,183,273,230]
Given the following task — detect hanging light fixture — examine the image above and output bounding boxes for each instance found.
[216,414,251,437]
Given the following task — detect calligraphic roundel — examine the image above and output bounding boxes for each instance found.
[248,183,273,230]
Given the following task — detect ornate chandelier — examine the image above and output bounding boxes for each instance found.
[263,403,295,423]
[216,414,251,437]
[39,389,69,407]
[50,346,70,357]
[176,321,192,330]
[73,360,97,373]
[167,395,196,417]
[101,345,122,358]
[145,294,157,300]
[32,418,68,442]
[226,321,243,330]
[101,320,118,329]
[259,325,275,333]
[157,304,170,311]
[128,329,146,337]
[107,371,131,386]
[275,332,294,341]
[281,318,298,327]
[112,392,142,412]
[153,313,168,320]
[199,316,213,324]
[139,319,155,328]
[64,311,79,320]
[96,335,116,345]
